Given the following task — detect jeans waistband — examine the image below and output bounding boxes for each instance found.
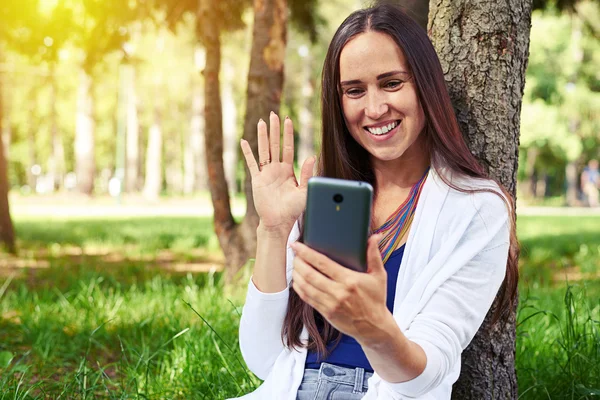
[302,363,372,392]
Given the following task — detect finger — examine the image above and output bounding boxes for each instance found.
[240,139,259,177]
[294,256,343,295]
[291,241,350,282]
[292,269,332,312]
[269,111,280,163]
[258,119,270,165]
[282,116,294,165]
[299,156,316,188]
[367,234,385,274]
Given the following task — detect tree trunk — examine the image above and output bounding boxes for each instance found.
[198,0,242,280]
[165,127,183,194]
[222,58,238,196]
[27,105,37,190]
[75,68,95,195]
[143,107,162,200]
[239,0,288,267]
[187,72,207,192]
[48,62,65,192]
[198,0,288,281]
[1,118,10,164]
[566,161,578,206]
[185,46,208,194]
[565,14,583,207]
[0,55,16,254]
[194,47,208,192]
[125,64,141,193]
[523,147,538,198]
[429,0,532,398]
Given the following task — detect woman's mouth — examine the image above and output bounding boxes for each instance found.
[364,120,401,140]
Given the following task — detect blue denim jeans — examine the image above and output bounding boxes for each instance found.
[296,363,372,400]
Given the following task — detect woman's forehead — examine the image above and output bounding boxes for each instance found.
[339,31,408,80]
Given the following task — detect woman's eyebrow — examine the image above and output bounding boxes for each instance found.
[340,70,409,86]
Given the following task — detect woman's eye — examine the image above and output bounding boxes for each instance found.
[345,88,364,97]
[384,80,403,89]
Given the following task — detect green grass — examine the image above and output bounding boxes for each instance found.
[516,216,600,399]
[0,215,599,398]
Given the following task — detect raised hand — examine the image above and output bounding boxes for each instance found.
[241,112,316,236]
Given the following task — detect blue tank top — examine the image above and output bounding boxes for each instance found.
[305,244,405,372]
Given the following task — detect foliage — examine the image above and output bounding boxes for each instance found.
[519,1,600,195]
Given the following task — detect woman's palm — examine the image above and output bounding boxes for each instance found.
[241,113,315,233]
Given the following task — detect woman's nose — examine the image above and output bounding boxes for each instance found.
[364,90,389,119]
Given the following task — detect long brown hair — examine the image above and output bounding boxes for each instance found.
[282,4,519,358]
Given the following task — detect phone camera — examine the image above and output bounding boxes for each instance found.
[333,194,344,203]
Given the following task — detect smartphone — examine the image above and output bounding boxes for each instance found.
[303,177,373,272]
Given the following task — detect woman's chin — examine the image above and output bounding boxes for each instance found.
[367,149,407,163]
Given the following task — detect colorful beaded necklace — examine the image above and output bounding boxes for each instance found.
[373,167,430,264]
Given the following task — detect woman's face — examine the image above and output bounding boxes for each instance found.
[339,31,426,165]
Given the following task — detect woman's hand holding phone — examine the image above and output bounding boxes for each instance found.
[241,112,315,237]
[290,234,392,345]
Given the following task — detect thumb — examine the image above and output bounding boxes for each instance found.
[366,234,385,274]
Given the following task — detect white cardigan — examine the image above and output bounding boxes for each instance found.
[230,169,510,400]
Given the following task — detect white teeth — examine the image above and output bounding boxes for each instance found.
[367,121,399,135]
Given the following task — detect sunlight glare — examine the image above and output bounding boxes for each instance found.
[39,0,60,16]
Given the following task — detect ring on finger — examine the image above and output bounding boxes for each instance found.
[259,159,271,168]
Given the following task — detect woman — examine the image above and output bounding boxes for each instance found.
[234,4,518,399]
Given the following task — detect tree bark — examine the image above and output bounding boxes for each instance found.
[75,68,96,195]
[428,0,532,398]
[0,52,16,254]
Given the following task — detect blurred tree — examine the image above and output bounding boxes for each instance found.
[234,0,321,280]
[3,1,76,192]
[186,46,207,193]
[155,0,320,278]
[429,0,532,398]
[70,0,146,195]
[0,0,40,253]
[142,34,164,201]
[519,0,600,200]
[0,46,16,254]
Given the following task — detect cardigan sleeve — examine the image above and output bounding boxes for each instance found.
[380,192,511,398]
[238,222,300,380]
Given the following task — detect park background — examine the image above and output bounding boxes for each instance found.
[0,0,599,398]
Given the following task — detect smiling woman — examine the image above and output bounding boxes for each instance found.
[339,31,427,172]
[234,3,519,400]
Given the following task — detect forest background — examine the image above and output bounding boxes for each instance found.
[0,0,599,399]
